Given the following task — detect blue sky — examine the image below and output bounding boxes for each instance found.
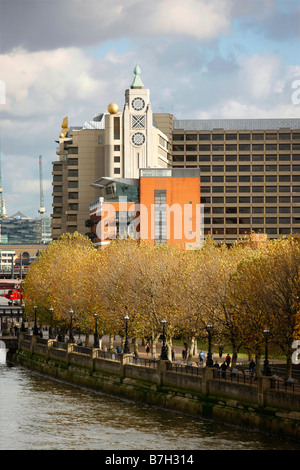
[0,0,299,218]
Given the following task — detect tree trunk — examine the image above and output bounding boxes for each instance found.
[109,335,114,351]
[255,353,262,376]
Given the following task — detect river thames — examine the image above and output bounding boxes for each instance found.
[0,363,300,451]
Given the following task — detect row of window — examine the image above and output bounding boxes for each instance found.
[198,164,300,172]
[173,154,300,162]
[173,133,300,141]
[201,186,300,193]
[200,196,300,204]
[201,175,296,182]
[173,143,300,152]
[205,206,297,214]
[205,227,293,236]
[204,217,300,224]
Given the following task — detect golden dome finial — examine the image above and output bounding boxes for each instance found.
[107,103,119,115]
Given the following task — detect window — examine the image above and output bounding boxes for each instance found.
[279,217,290,224]
[239,175,250,182]
[279,133,291,140]
[252,165,263,172]
[279,144,290,150]
[199,144,211,151]
[266,218,277,224]
[68,170,78,177]
[252,218,264,224]
[239,197,250,203]
[239,165,250,171]
[239,186,250,192]
[252,175,264,182]
[266,175,277,182]
[114,117,120,140]
[114,145,120,151]
[68,158,78,166]
[173,134,184,141]
[98,136,103,144]
[279,207,290,213]
[53,175,62,182]
[239,155,250,161]
[186,145,197,151]
[226,134,237,140]
[266,144,277,151]
[212,175,224,182]
[279,196,290,203]
[53,196,62,203]
[213,197,224,203]
[114,168,121,174]
[239,144,250,151]
[266,133,277,140]
[226,175,237,182]
[252,197,264,203]
[252,186,264,192]
[68,181,78,188]
[186,134,197,141]
[252,144,264,151]
[199,155,210,162]
[173,144,184,151]
[212,155,224,161]
[212,187,224,193]
[68,203,78,211]
[114,156,120,163]
[173,155,184,162]
[226,144,237,151]
[266,196,277,203]
[226,197,237,203]
[252,133,264,140]
[239,134,250,140]
[212,134,224,141]
[199,134,210,140]
[68,192,78,200]
[212,207,224,214]
[226,165,237,172]
[212,165,224,172]
[201,176,210,182]
[266,207,277,213]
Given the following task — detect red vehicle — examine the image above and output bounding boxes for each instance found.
[0,280,22,302]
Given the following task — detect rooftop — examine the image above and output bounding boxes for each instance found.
[173,118,300,131]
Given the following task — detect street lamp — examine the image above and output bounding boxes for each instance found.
[33,305,39,336]
[263,329,271,376]
[123,315,130,354]
[68,309,75,343]
[206,324,214,367]
[48,307,54,339]
[20,302,25,332]
[160,319,168,361]
[93,313,99,348]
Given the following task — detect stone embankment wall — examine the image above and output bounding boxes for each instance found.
[14,333,300,441]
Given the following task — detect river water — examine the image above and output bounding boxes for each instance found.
[0,363,299,451]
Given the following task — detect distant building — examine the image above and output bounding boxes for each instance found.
[89,168,202,250]
[0,212,51,245]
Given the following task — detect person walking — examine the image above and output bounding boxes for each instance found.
[199,350,205,366]
[220,361,227,379]
[249,358,256,377]
[225,353,231,368]
[218,344,224,358]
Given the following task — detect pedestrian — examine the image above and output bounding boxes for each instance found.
[172,347,175,362]
[220,361,227,379]
[145,342,150,356]
[249,358,256,376]
[199,350,205,366]
[182,348,187,361]
[218,343,223,358]
[225,353,231,367]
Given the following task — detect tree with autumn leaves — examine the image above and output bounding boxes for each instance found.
[22,232,300,375]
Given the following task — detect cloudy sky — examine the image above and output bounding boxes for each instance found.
[0,0,299,218]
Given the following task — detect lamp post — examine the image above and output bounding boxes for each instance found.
[33,305,39,336]
[123,315,130,354]
[20,302,25,332]
[263,329,271,376]
[48,307,54,339]
[93,313,99,348]
[206,324,214,367]
[160,319,168,360]
[68,309,75,343]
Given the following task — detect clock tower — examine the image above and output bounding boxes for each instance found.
[123,65,154,178]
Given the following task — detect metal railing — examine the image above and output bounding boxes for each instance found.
[213,368,257,386]
[166,361,203,377]
[127,356,157,368]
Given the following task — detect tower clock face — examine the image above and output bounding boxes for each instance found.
[132,97,145,111]
[132,132,145,146]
